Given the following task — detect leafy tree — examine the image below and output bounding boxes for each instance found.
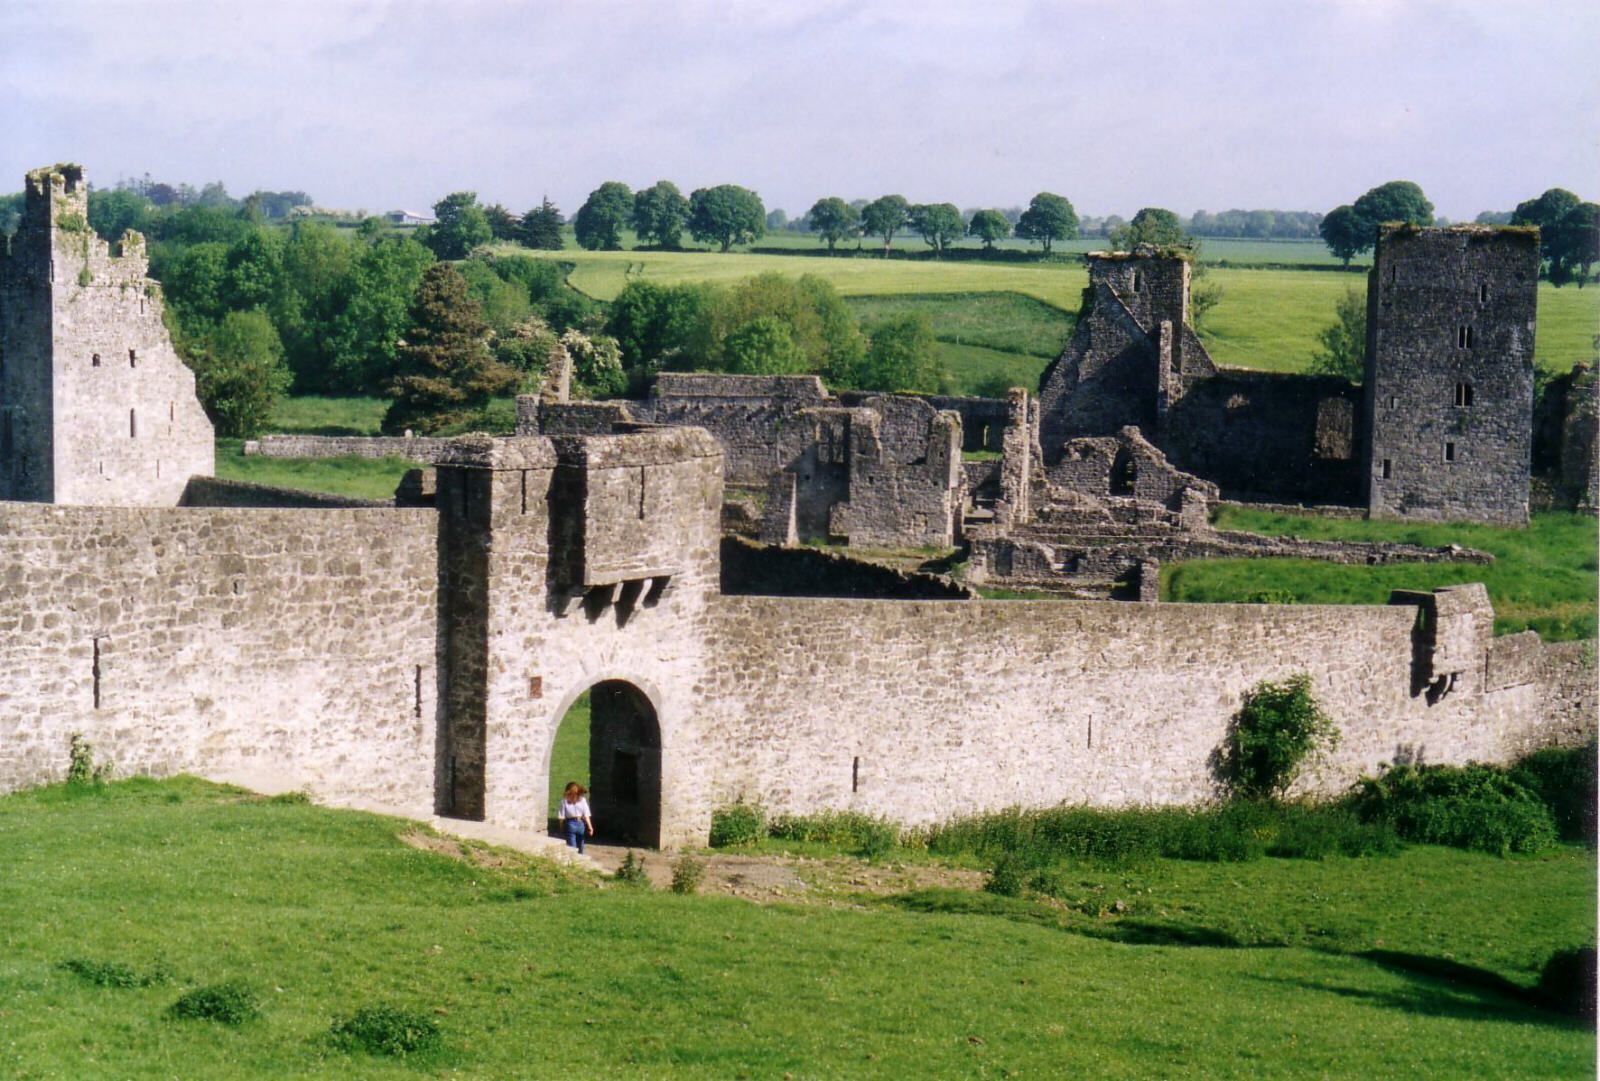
[688,184,765,251]
[187,309,293,437]
[87,188,152,245]
[1318,204,1366,266]
[457,257,533,335]
[561,327,628,398]
[1014,192,1078,254]
[908,203,965,256]
[842,315,939,392]
[722,316,807,375]
[222,229,282,311]
[1189,254,1225,332]
[631,180,691,248]
[162,243,232,327]
[705,272,861,376]
[967,209,1011,251]
[607,280,714,373]
[1514,189,1599,287]
[807,197,860,254]
[574,181,633,250]
[1352,180,1434,233]
[483,203,521,242]
[244,190,312,220]
[1474,210,1514,225]
[765,208,789,231]
[272,222,358,392]
[425,192,492,259]
[520,197,564,250]
[1310,288,1367,382]
[1217,673,1340,801]
[323,233,435,393]
[1111,207,1185,250]
[860,195,909,258]
[383,263,518,434]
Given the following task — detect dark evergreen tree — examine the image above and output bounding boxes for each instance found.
[520,197,564,250]
[383,264,518,434]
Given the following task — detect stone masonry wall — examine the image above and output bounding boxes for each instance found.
[0,504,440,810]
[244,435,450,462]
[692,590,1584,829]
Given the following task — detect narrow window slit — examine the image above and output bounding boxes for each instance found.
[414,666,423,718]
[851,756,860,793]
[91,637,102,709]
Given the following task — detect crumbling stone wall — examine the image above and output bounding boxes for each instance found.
[649,373,831,485]
[1363,225,1539,525]
[0,165,213,504]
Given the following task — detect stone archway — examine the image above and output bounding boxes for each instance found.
[572,680,661,848]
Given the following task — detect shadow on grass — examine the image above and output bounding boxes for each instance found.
[1251,950,1587,1029]
[884,889,1251,949]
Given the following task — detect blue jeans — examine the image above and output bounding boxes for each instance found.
[564,818,587,852]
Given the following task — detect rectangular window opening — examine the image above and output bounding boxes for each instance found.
[92,637,102,709]
[1445,442,1457,462]
[852,756,860,793]
[637,466,647,519]
[128,349,137,368]
[129,409,136,439]
[1131,271,1143,292]
[1381,459,1392,479]
[1478,282,1489,303]
[91,353,100,367]
[1454,383,1474,407]
[1387,395,1398,410]
[519,469,527,515]
[415,665,424,718]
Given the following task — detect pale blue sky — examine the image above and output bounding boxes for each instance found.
[3,0,1596,220]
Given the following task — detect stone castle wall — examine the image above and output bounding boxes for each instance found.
[0,503,440,809]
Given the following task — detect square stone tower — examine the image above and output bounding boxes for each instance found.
[0,164,213,505]
[1363,225,1539,524]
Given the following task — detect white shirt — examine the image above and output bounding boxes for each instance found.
[560,797,591,820]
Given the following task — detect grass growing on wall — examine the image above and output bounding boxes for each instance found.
[1165,509,1599,640]
[3,777,1593,1078]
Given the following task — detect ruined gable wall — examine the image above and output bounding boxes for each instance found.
[0,504,439,809]
[1037,283,1158,457]
[693,593,1580,829]
[1164,372,1364,504]
[1365,226,1538,524]
[4,166,214,505]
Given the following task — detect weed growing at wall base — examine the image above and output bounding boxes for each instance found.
[1216,673,1340,800]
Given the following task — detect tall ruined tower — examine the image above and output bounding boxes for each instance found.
[1363,225,1538,525]
[1036,249,1216,460]
[0,164,213,505]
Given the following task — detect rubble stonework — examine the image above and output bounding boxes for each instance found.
[1363,225,1539,525]
[0,164,213,504]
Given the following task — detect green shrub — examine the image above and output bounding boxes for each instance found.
[1241,589,1298,604]
[1509,740,1597,845]
[167,981,260,1024]
[768,810,900,858]
[59,958,169,988]
[1538,946,1597,1020]
[613,851,651,887]
[708,800,767,848]
[926,801,1398,867]
[983,853,1026,897]
[1345,764,1558,854]
[330,1004,442,1056]
[669,854,705,895]
[66,733,111,787]
[1217,674,1340,800]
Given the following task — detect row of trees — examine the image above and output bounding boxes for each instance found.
[804,192,1082,256]
[572,181,765,251]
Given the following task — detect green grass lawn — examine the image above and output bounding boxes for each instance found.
[269,395,390,436]
[1166,509,1599,640]
[214,439,420,501]
[2,777,1592,1078]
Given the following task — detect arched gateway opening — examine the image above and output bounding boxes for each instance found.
[548,681,662,848]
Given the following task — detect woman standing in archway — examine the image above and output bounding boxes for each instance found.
[559,783,593,853]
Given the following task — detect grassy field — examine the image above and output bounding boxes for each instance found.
[1166,509,1599,640]
[844,292,1071,394]
[3,777,1592,1078]
[539,250,1598,376]
[213,439,420,501]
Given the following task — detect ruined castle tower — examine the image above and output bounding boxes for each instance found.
[1363,225,1539,525]
[0,164,213,505]
[1036,249,1216,460]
